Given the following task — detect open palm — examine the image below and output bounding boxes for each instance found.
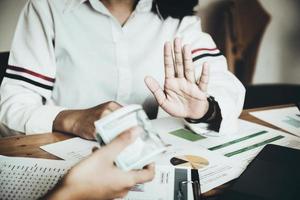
[145,38,209,119]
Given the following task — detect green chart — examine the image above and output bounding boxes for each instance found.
[224,135,284,157]
[208,131,268,151]
[207,130,285,157]
[169,129,206,142]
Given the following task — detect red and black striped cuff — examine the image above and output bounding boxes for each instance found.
[192,47,222,62]
[4,65,55,90]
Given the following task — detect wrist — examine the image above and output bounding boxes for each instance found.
[52,110,78,133]
[185,96,219,124]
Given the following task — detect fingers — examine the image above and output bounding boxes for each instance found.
[144,76,166,106]
[165,38,195,83]
[198,62,209,92]
[164,42,175,79]
[174,38,184,78]
[103,128,140,160]
[130,164,155,184]
[183,44,195,82]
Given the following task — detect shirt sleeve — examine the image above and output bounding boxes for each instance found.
[176,16,246,135]
[0,0,66,134]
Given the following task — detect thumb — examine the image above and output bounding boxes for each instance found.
[103,127,140,160]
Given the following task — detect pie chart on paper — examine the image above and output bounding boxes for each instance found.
[170,155,209,169]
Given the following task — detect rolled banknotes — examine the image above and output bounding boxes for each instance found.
[94,104,166,171]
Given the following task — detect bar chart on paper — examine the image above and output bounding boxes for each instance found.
[195,120,300,167]
[152,117,300,169]
[250,106,300,136]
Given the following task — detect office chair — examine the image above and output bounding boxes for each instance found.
[0,51,9,85]
[198,0,270,85]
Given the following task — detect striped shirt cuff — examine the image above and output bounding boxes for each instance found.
[5,65,55,91]
[192,47,222,62]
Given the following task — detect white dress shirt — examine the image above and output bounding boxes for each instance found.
[0,0,245,135]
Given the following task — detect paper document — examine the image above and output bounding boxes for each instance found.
[40,137,99,162]
[250,106,300,136]
[155,145,240,193]
[125,163,234,200]
[153,118,300,168]
[40,138,240,194]
[0,156,73,200]
[0,156,194,200]
[40,117,300,194]
[197,120,300,167]
[125,166,179,200]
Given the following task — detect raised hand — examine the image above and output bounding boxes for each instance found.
[145,38,209,120]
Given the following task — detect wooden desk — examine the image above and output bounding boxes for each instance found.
[0,104,292,159]
[0,104,293,198]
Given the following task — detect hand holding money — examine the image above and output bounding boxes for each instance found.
[95,105,167,171]
[52,101,122,140]
[45,130,155,200]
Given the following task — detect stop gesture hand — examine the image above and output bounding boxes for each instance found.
[145,38,209,120]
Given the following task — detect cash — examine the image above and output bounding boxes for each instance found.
[94,105,166,171]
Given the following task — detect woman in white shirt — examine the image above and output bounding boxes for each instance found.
[0,0,245,139]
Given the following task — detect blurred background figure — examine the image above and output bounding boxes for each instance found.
[197,0,300,108]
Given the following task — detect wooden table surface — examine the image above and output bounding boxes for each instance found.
[0,104,294,198]
[0,104,293,159]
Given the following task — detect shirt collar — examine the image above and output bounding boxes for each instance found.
[64,0,153,13]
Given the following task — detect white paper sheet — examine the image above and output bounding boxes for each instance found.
[153,118,300,168]
[250,106,300,136]
[155,145,241,193]
[0,156,73,200]
[40,137,99,162]
[124,166,177,200]
[0,156,188,200]
[40,117,300,195]
[125,164,229,200]
[40,127,241,194]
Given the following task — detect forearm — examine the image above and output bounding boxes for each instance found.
[209,72,245,134]
[52,109,81,133]
[0,83,65,134]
